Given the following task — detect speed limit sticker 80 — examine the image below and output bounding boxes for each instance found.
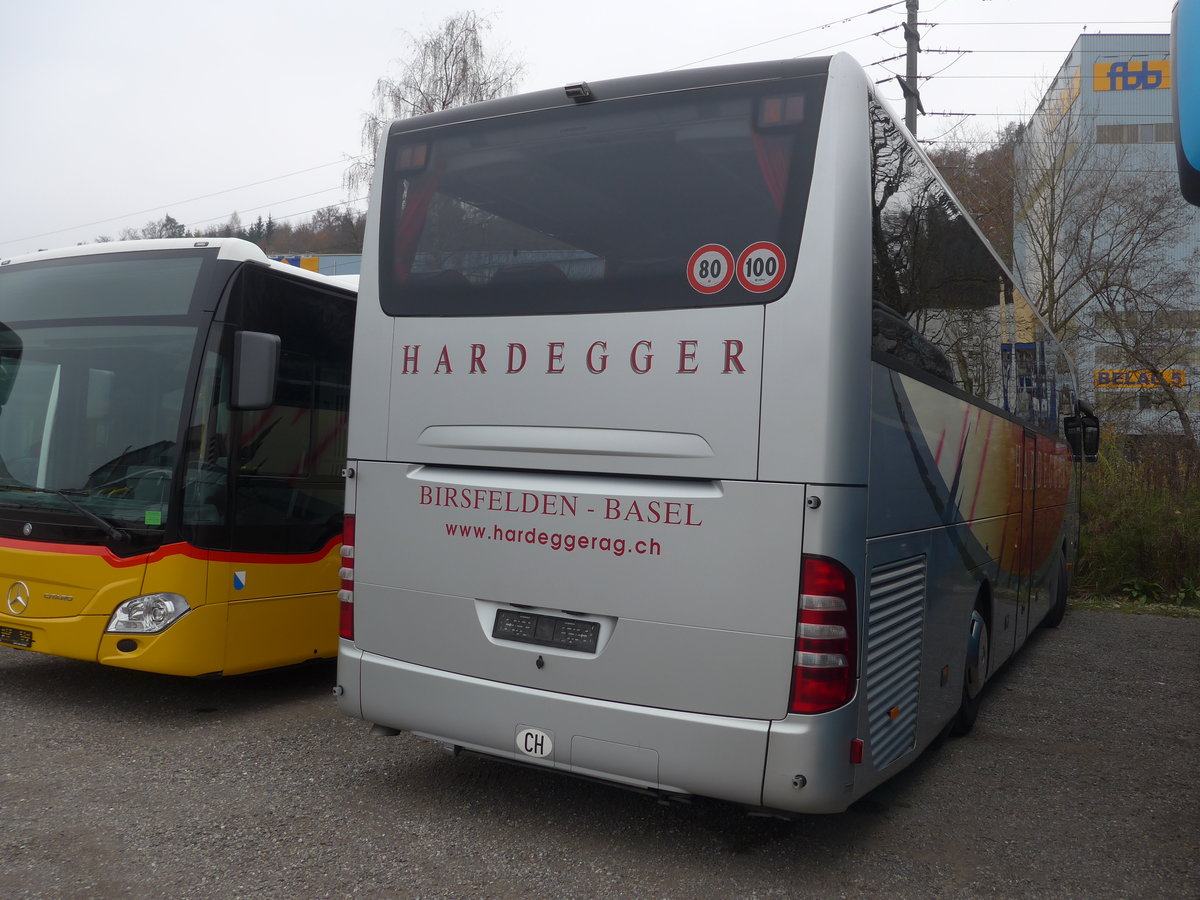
[687,242,786,294]
[686,244,735,294]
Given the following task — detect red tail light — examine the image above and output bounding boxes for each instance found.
[338,514,355,640]
[789,555,857,714]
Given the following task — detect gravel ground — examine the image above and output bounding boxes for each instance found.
[1,607,1197,899]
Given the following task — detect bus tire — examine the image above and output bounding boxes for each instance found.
[952,600,990,736]
[1043,553,1068,629]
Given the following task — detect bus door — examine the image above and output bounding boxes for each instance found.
[182,264,353,675]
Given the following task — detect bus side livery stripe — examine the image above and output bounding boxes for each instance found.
[968,413,996,524]
[0,534,343,569]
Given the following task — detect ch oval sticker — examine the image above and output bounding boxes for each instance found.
[516,727,553,759]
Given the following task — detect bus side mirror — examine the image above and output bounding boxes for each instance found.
[231,331,280,411]
[1064,411,1100,463]
[0,322,23,408]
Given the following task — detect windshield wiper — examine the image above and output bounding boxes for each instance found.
[0,484,130,542]
[55,489,131,542]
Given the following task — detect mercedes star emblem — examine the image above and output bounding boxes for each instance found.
[6,581,31,616]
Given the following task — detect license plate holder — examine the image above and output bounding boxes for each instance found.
[0,626,33,648]
[492,608,600,653]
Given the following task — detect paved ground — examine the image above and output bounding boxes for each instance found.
[1,607,1197,898]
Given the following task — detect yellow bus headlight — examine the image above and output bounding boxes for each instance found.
[106,593,191,634]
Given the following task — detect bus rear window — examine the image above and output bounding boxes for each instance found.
[378,76,826,316]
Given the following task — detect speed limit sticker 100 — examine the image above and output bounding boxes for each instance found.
[736,242,786,293]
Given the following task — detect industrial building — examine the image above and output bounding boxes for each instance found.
[1015,33,1200,439]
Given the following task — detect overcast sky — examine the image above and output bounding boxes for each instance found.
[0,0,1179,256]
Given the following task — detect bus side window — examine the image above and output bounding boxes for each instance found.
[223,267,353,555]
[871,300,954,384]
[869,98,1030,420]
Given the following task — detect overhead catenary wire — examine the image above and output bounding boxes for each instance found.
[0,157,367,249]
[670,1,908,70]
[6,6,1179,248]
[183,196,371,235]
[179,189,365,233]
[9,4,922,249]
[933,20,1169,27]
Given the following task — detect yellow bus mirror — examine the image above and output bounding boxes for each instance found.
[231,330,280,411]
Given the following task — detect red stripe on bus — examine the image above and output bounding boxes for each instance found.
[0,534,342,568]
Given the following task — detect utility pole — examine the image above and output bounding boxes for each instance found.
[899,0,924,135]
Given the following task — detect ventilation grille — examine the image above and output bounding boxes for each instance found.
[865,555,927,770]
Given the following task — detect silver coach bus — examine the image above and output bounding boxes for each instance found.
[335,54,1098,814]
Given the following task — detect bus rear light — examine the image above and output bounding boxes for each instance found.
[339,514,355,640]
[789,556,857,715]
[798,622,847,640]
[796,651,849,668]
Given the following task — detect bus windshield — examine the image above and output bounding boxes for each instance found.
[378,75,826,316]
[0,254,206,532]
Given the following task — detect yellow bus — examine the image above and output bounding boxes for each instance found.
[0,238,355,675]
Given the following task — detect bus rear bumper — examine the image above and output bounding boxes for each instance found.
[338,646,860,813]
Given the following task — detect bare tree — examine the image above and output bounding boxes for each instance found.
[345,11,524,196]
[982,77,1200,444]
[1081,185,1200,442]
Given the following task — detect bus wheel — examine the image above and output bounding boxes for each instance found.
[952,602,989,736]
[1042,553,1068,629]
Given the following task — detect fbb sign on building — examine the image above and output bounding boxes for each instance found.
[1093,60,1171,91]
